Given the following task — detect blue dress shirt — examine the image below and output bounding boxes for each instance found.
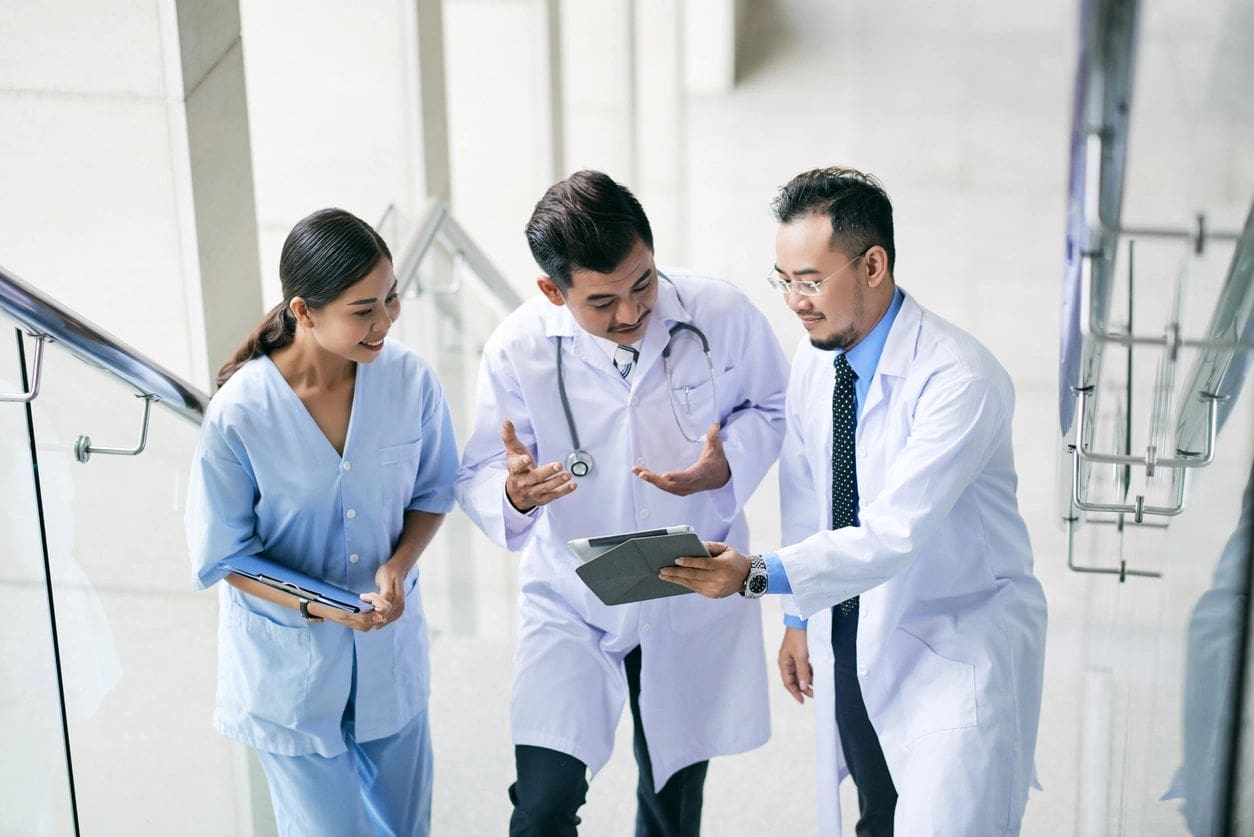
[766,288,904,628]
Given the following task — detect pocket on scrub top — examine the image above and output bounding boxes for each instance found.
[222,599,312,727]
[886,627,978,747]
[378,438,423,509]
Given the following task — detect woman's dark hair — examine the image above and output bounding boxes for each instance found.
[525,170,653,291]
[771,167,896,273]
[216,208,391,387]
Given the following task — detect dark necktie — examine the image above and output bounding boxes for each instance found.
[832,353,859,615]
[613,344,639,380]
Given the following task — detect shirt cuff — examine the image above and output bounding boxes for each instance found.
[768,554,807,629]
[783,613,808,630]
[764,552,792,594]
[502,489,539,537]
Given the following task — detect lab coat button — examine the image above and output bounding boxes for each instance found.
[630,395,640,407]
[641,623,650,633]
[857,665,868,677]
[341,460,352,472]
[635,457,646,467]
[639,508,650,520]
[346,508,357,519]
[857,446,867,458]
[349,553,360,564]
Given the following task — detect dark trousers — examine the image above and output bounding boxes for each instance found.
[509,645,709,837]
[832,599,897,836]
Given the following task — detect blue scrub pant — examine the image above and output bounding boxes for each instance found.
[255,662,432,837]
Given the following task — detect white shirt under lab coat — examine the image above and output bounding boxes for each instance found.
[455,270,787,788]
[778,292,1047,835]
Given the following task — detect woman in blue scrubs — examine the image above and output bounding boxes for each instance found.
[186,208,458,836]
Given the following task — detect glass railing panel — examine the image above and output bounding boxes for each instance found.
[1064,236,1253,834]
[19,335,256,836]
[0,319,75,836]
[378,208,521,646]
[1058,0,1254,831]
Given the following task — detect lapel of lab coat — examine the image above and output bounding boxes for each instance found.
[857,289,922,439]
[542,299,622,388]
[629,272,694,388]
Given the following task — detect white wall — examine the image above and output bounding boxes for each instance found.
[0,0,261,389]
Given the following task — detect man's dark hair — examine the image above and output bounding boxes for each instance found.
[771,167,895,273]
[525,170,654,290]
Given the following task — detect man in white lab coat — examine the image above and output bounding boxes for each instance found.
[662,167,1048,835]
[455,170,788,836]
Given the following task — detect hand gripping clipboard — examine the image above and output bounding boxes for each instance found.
[569,525,708,605]
[218,555,374,613]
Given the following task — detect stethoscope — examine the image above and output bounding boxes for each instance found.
[555,280,716,478]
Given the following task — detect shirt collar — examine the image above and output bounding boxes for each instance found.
[838,287,904,379]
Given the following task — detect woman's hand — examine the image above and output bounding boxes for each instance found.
[306,564,405,632]
[317,604,389,632]
[371,560,408,626]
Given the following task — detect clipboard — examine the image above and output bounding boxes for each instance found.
[219,555,374,613]
[569,526,708,605]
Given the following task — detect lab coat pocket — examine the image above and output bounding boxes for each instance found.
[220,599,312,728]
[888,627,978,748]
[378,439,423,509]
[668,369,732,421]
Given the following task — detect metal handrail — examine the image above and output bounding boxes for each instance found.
[1058,0,1140,438]
[1,203,520,429]
[0,264,210,424]
[1174,203,1254,455]
[389,199,523,312]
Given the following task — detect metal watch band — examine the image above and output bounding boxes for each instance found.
[742,554,768,599]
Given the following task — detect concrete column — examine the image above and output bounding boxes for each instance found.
[559,0,637,182]
[443,0,565,292]
[683,0,736,94]
[556,0,685,257]
[410,0,453,201]
[0,0,263,389]
[169,0,264,388]
[632,0,685,260]
[240,0,451,303]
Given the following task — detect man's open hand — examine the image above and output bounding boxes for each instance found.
[502,420,576,511]
[633,423,730,496]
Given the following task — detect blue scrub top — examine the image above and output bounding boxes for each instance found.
[186,341,458,756]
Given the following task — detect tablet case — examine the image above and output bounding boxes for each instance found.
[218,555,374,613]
[573,531,708,605]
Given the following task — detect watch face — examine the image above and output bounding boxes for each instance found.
[749,575,768,595]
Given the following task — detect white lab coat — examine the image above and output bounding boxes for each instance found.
[777,292,1047,835]
[456,270,787,788]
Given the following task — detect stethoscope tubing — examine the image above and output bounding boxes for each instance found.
[553,277,716,476]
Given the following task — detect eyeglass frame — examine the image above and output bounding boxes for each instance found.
[766,247,871,296]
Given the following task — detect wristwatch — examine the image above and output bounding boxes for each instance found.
[740,554,768,599]
[299,598,324,623]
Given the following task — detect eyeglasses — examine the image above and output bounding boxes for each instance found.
[766,249,868,296]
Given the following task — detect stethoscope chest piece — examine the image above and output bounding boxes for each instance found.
[567,449,594,478]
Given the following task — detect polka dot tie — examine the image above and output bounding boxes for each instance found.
[832,354,859,616]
